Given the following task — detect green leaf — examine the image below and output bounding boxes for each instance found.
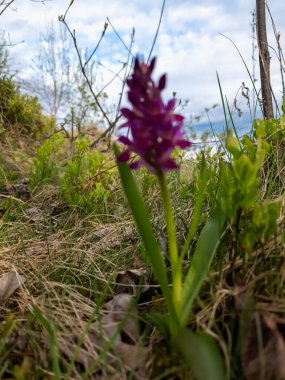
[216,72,229,134]
[253,138,269,171]
[226,130,240,157]
[180,153,208,259]
[146,312,171,340]
[182,210,226,323]
[0,315,15,356]
[113,144,177,324]
[234,155,255,184]
[32,305,61,380]
[174,329,226,380]
[252,200,281,240]
[255,119,266,138]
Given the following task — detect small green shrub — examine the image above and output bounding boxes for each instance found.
[254,117,285,197]
[239,199,281,252]
[0,75,55,137]
[61,135,112,214]
[29,133,65,190]
[218,128,269,217]
[216,124,282,254]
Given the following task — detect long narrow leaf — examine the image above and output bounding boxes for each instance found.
[0,315,14,356]
[180,153,208,260]
[113,144,177,322]
[174,329,226,380]
[182,211,226,323]
[216,72,229,133]
[32,305,61,380]
[225,96,241,148]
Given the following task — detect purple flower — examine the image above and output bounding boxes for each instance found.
[117,56,191,174]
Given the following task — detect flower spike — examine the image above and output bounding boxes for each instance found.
[117,56,191,174]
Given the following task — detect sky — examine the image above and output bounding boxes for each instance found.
[1,0,285,134]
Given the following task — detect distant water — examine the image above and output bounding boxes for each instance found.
[185,111,256,153]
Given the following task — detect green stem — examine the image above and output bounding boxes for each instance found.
[158,172,182,318]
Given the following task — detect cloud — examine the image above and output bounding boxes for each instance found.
[1,0,284,127]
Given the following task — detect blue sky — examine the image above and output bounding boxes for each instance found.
[1,0,284,134]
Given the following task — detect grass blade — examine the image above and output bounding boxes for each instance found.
[182,210,226,324]
[225,95,241,148]
[32,305,61,380]
[0,315,15,357]
[174,329,226,380]
[180,153,208,260]
[216,72,229,133]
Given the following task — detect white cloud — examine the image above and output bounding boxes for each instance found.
[1,0,284,127]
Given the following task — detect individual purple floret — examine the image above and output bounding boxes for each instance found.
[117,56,191,174]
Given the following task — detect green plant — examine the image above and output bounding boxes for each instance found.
[0,75,55,137]
[218,126,281,254]
[29,133,65,190]
[61,135,112,214]
[218,128,269,217]
[32,306,61,380]
[115,57,226,379]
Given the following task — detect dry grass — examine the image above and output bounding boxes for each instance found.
[1,127,285,379]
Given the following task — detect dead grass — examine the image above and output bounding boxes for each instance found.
[1,128,285,379]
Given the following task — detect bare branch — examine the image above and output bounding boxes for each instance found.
[84,21,108,68]
[147,0,166,63]
[265,3,285,101]
[90,28,136,148]
[115,28,135,118]
[0,0,15,16]
[107,17,135,59]
[59,0,167,148]
[59,15,113,127]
